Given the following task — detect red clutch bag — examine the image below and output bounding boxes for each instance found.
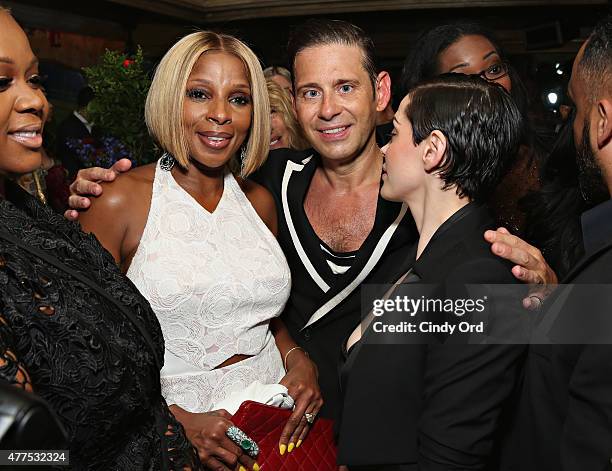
[232,401,337,470]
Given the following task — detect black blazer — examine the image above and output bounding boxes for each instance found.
[500,238,612,471]
[337,203,525,469]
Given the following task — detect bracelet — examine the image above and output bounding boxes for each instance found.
[283,346,307,371]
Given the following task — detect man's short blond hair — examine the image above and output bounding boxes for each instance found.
[145,31,270,176]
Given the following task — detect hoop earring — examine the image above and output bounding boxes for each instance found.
[160,152,175,171]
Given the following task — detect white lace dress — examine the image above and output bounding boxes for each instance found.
[127,161,291,412]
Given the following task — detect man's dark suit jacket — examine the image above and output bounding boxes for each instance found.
[500,200,612,471]
[337,203,525,469]
[56,113,92,179]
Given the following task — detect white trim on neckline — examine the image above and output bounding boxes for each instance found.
[302,203,409,329]
[281,156,331,293]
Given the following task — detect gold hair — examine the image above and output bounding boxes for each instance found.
[145,31,270,176]
[267,79,308,150]
[263,65,291,82]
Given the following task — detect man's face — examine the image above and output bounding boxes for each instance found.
[293,44,380,163]
[569,42,610,205]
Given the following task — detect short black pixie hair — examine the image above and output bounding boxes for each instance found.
[578,15,612,103]
[404,74,523,203]
[287,19,378,92]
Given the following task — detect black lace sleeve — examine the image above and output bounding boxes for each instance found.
[0,311,32,392]
[160,399,202,470]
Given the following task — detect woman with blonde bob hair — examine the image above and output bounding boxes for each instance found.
[267,78,309,151]
[146,31,269,176]
[79,31,322,470]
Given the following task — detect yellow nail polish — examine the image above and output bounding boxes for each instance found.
[279,443,287,455]
[239,467,246,471]
[253,464,260,471]
[288,442,295,453]
[296,439,302,448]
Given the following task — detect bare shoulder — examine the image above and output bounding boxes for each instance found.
[79,163,156,265]
[80,163,155,232]
[93,163,155,211]
[235,175,278,236]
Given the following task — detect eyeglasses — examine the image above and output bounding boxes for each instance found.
[478,62,509,82]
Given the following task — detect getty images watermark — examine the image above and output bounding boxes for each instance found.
[360,284,612,345]
[371,294,488,335]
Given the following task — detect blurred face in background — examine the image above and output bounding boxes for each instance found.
[270,107,289,150]
[437,34,512,92]
[0,11,48,176]
[270,74,293,95]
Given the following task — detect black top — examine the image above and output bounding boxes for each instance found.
[337,203,525,468]
[252,148,418,417]
[0,183,199,470]
[500,198,612,471]
[581,197,612,256]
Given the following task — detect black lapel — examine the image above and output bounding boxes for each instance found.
[561,240,612,283]
[324,195,407,298]
[302,198,412,329]
[412,203,492,282]
[280,153,334,293]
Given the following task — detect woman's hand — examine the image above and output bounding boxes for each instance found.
[484,227,558,309]
[170,405,259,471]
[64,158,132,221]
[278,349,323,455]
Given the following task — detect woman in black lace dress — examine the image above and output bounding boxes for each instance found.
[0,8,200,470]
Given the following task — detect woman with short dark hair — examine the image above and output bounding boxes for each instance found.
[337,74,526,470]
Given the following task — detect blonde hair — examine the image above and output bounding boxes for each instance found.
[263,65,292,83]
[145,31,270,176]
[267,79,308,151]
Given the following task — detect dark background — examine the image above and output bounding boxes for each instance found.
[4,0,608,126]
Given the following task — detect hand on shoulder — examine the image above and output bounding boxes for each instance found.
[64,158,133,221]
[78,164,155,266]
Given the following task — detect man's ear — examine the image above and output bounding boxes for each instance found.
[423,130,447,172]
[375,71,392,112]
[596,98,612,149]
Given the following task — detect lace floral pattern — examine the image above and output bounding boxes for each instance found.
[162,332,285,412]
[0,187,201,470]
[127,163,291,411]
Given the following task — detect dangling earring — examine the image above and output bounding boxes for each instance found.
[240,146,247,162]
[160,152,175,171]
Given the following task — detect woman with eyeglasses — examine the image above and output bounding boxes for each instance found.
[400,22,543,236]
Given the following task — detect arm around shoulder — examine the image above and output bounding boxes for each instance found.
[78,169,151,265]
